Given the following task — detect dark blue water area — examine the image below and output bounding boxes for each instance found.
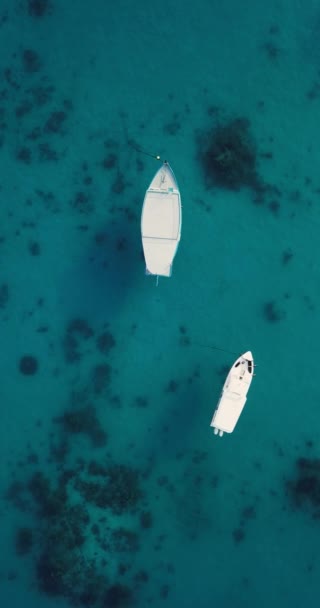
[2,1,320,607]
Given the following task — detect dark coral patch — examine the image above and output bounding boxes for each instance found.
[263,300,286,322]
[198,117,259,190]
[165,379,179,393]
[163,114,180,135]
[282,248,293,265]
[179,324,190,347]
[133,395,148,408]
[232,527,245,544]
[288,457,320,510]
[111,527,139,552]
[140,510,153,529]
[28,0,51,17]
[103,583,133,607]
[111,172,128,194]
[91,363,111,395]
[19,354,38,375]
[56,405,107,447]
[29,241,41,255]
[75,463,142,514]
[68,318,93,338]
[102,153,117,170]
[16,146,32,164]
[38,142,58,161]
[71,191,93,214]
[15,527,33,555]
[36,551,65,596]
[63,318,94,363]
[268,200,280,215]
[0,282,9,308]
[45,110,67,134]
[96,331,115,354]
[22,49,42,73]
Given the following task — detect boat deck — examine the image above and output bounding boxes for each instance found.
[141,162,182,277]
[142,190,181,240]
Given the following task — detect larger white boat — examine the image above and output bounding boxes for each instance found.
[210,351,254,437]
[141,161,182,278]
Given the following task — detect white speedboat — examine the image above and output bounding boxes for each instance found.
[210,351,254,437]
[141,161,182,278]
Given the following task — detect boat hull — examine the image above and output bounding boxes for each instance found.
[141,162,182,277]
[210,351,254,436]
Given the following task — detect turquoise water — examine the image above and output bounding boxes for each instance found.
[1,1,320,606]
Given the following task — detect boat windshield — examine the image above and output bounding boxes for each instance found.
[225,390,241,401]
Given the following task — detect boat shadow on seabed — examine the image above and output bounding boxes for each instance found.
[60,217,143,323]
[144,379,206,461]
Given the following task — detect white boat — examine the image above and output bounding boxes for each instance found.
[210,351,254,437]
[141,161,182,278]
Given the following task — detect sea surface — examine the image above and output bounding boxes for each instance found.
[1,1,320,607]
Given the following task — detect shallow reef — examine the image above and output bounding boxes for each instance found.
[287,457,320,514]
[5,401,224,607]
[74,462,142,514]
[4,392,161,608]
[55,404,108,447]
[197,117,261,191]
[7,454,147,606]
